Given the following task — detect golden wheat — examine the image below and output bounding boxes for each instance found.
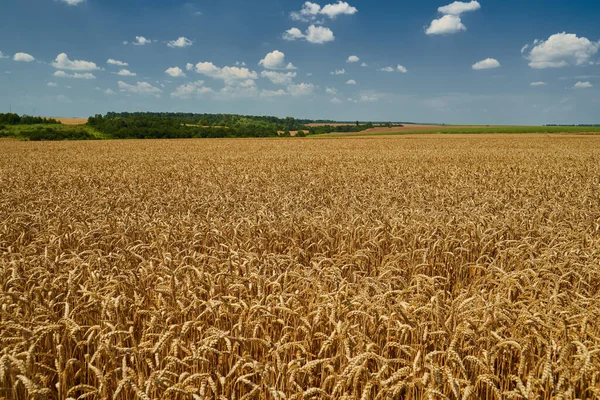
[0,134,599,399]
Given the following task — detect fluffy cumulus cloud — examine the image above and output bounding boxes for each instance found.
[325,86,337,94]
[104,88,115,95]
[331,69,345,75]
[574,81,593,89]
[283,25,335,44]
[379,67,394,72]
[347,55,360,63]
[259,50,296,70]
[346,79,356,85]
[133,36,152,46]
[168,37,193,48]
[59,0,84,5]
[291,1,357,22]
[330,97,342,104]
[426,1,480,35]
[438,1,481,15]
[115,69,136,77]
[287,83,315,96]
[193,62,258,86]
[472,58,501,70]
[525,33,600,69]
[530,81,547,86]
[118,81,162,96]
[53,71,96,79]
[426,15,466,35]
[52,53,99,71]
[397,64,408,73]
[261,71,297,85]
[165,67,186,78]
[13,53,35,62]
[361,62,368,67]
[171,80,213,98]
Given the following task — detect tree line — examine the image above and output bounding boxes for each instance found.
[87,113,377,139]
[0,113,60,125]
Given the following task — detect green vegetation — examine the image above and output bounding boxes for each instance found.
[0,113,60,125]
[0,124,101,141]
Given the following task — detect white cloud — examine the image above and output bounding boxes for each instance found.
[283,25,335,44]
[47,82,58,87]
[52,53,99,71]
[115,69,137,77]
[59,0,84,5]
[107,59,128,66]
[133,36,152,46]
[283,28,305,41]
[306,25,335,44]
[165,67,186,78]
[291,1,357,21]
[235,61,247,66]
[53,71,96,79]
[347,55,360,63]
[261,70,297,85]
[259,50,296,70]
[13,53,35,62]
[361,62,368,67]
[574,81,593,89]
[171,80,213,98]
[291,2,322,21]
[379,67,394,72]
[168,37,193,48]
[321,1,358,18]
[186,63,194,71]
[472,58,501,70]
[438,1,481,15]
[193,62,258,86]
[397,64,408,73]
[118,81,162,96]
[0,51,8,59]
[530,81,547,86]
[331,69,345,75]
[325,86,337,94]
[104,88,115,95]
[360,94,378,102]
[426,15,466,35]
[330,97,342,104]
[260,89,288,98]
[346,79,356,85]
[525,33,600,69]
[520,44,529,55]
[287,83,315,96]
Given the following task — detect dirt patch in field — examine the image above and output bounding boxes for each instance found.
[55,118,88,126]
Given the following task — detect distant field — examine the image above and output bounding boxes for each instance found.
[322,125,600,136]
[55,117,88,125]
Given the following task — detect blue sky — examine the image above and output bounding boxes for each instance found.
[0,0,599,124]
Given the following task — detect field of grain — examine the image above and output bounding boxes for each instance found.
[54,117,88,126]
[1,135,599,399]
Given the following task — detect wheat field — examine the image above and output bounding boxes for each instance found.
[1,135,599,399]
